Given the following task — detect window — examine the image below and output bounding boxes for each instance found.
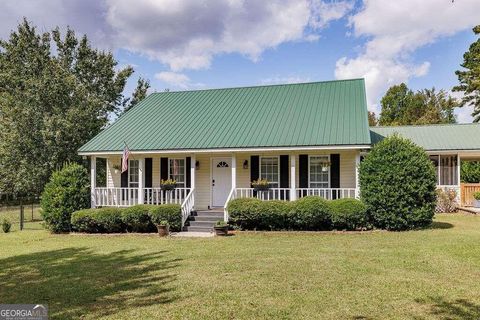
[309,155,329,188]
[430,155,458,186]
[217,161,229,168]
[169,158,185,187]
[128,159,139,188]
[260,156,279,187]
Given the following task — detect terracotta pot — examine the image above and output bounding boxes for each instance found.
[214,226,228,236]
[156,225,169,237]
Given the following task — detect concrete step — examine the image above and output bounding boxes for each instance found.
[188,215,222,222]
[187,221,217,228]
[194,211,224,218]
[182,225,213,232]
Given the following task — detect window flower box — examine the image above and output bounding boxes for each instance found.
[252,179,271,191]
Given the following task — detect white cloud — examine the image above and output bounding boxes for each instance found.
[335,0,480,114]
[309,0,353,29]
[154,71,205,90]
[260,76,312,85]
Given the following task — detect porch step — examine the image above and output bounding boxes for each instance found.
[182,226,214,233]
[183,209,224,232]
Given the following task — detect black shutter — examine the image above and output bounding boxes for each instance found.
[121,160,128,188]
[186,157,191,188]
[250,156,259,186]
[145,158,152,188]
[160,158,168,180]
[280,155,289,200]
[330,154,340,199]
[299,155,308,188]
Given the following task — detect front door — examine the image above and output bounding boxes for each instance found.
[212,158,232,207]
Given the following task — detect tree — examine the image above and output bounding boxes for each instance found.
[368,111,378,126]
[122,77,150,113]
[453,25,480,122]
[379,83,458,125]
[0,19,134,197]
[461,161,480,183]
[359,134,437,230]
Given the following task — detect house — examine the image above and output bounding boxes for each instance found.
[78,79,480,231]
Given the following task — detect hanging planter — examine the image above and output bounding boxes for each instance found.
[160,179,177,191]
[112,164,121,174]
[320,161,331,172]
[252,179,271,191]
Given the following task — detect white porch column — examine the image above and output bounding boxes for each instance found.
[231,153,236,189]
[138,158,144,204]
[457,153,461,204]
[90,156,96,208]
[191,154,196,190]
[355,152,361,199]
[290,155,296,201]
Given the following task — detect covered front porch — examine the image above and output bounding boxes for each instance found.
[89,149,362,225]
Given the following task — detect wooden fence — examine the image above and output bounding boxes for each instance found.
[460,183,480,207]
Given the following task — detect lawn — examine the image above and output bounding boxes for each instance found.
[0,214,479,319]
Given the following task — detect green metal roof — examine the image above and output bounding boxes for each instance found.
[79,79,370,153]
[370,123,480,151]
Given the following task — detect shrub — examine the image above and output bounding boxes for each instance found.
[360,134,437,230]
[121,205,156,232]
[436,189,458,213]
[1,219,12,233]
[41,163,90,233]
[148,204,182,232]
[474,192,480,201]
[329,198,368,230]
[227,198,263,230]
[227,198,292,230]
[291,196,332,230]
[71,208,124,233]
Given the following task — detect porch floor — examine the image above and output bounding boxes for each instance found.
[458,206,480,214]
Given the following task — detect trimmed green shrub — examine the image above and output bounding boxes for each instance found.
[1,218,12,233]
[227,198,263,230]
[71,208,124,233]
[41,163,90,233]
[148,204,182,232]
[360,134,437,230]
[228,198,292,230]
[121,205,156,232]
[291,196,332,230]
[330,198,368,230]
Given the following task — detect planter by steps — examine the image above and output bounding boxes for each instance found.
[474,192,480,208]
[214,221,229,236]
[156,222,170,237]
[474,199,480,208]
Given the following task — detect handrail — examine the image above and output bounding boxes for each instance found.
[181,188,195,227]
[223,188,235,222]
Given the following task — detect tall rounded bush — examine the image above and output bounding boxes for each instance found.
[41,163,90,233]
[359,134,437,230]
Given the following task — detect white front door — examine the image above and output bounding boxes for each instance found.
[212,158,232,207]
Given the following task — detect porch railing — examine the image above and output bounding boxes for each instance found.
[181,188,195,227]
[223,187,358,222]
[296,188,357,200]
[94,187,191,207]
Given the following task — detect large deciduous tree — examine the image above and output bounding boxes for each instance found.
[0,19,135,197]
[453,25,480,122]
[379,83,458,126]
[122,78,151,113]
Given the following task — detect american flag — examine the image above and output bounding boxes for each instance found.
[121,145,130,173]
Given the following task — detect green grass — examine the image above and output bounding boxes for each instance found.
[0,214,480,319]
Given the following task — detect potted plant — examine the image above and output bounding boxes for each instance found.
[252,179,270,191]
[320,161,331,172]
[214,220,229,236]
[156,220,170,237]
[112,164,121,174]
[160,179,177,191]
[473,192,480,208]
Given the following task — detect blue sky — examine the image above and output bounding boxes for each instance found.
[1,0,479,122]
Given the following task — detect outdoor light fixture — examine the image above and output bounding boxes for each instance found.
[195,161,200,170]
[243,160,249,169]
